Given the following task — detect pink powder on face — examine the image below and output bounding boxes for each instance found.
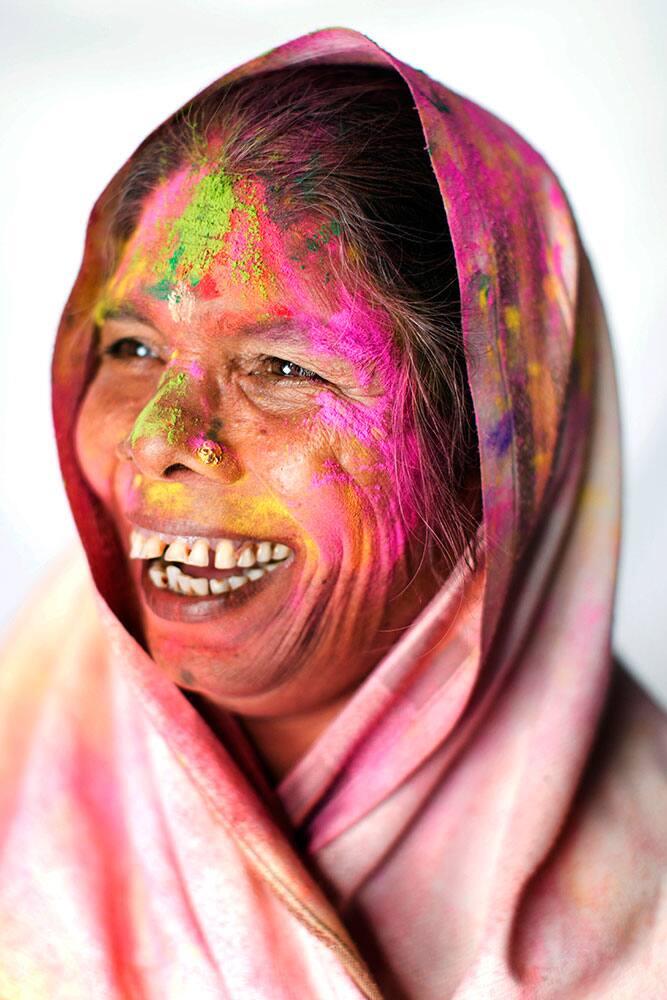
[139,164,203,233]
[186,431,209,452]
[296,276,426,552]
[313,391,389,456]
[311,380,425,551]
[310,459,354,489]
[287,278,412,483]
[300,284,401,395]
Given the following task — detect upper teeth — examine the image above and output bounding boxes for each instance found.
[129,528,292,569]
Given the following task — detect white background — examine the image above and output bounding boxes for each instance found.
[1,0,665,705]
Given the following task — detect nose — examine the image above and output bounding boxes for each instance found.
[116,372,242,484]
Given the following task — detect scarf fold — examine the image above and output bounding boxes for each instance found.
[2,25,664,1000]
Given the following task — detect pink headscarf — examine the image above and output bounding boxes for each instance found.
[2,26,665,999]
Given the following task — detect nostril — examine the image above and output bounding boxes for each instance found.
[163,463,191,477]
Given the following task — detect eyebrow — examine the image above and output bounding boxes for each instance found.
[98,301,322,349]
[97,303,153,326]
[247,320,322,350]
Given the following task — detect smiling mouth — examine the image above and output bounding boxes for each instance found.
[129,526,294,603]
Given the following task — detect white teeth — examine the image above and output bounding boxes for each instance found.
[236,545,256,568]
[130,530,144,559]
[187,538,210,567]
[134,527,294,591]
[214,539,236,569]
[148,566,167,589]
[143,535,166,559]
[256,541,272,563]
[164,538,189,562]
[149,558,279,596]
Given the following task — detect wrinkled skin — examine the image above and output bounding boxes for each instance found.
[75,163,445,778]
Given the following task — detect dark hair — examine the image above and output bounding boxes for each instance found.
[106,63,481,581]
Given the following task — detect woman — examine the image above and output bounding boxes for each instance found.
[1,25,665,999]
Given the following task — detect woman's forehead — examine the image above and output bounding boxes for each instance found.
[110,164,355,312]
[101,163,399,376]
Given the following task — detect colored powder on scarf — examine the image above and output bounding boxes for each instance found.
[504,305,521,334]
[488,411,513,455]
[478,273,491,311]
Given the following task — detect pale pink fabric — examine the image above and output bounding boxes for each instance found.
[1,26,666,1000]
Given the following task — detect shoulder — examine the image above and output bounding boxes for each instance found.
[0,542,101,709]
[596,662,667,846]
[512,663,667,996]
[2,540,94,634]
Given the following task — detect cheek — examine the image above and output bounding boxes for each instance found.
[75,376,141,503]
[312,411,424,566]
[247,414,322,519]
[304,394,411,511]
[251,407,414,563]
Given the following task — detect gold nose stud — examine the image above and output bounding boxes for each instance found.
[196,440,224,466]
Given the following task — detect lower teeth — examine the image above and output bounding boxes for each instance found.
[148,558,282,597]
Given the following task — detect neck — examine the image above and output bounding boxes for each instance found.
[184,684,354,785]
[239,693,353,783]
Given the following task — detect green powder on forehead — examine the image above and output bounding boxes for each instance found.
[150,167,271,298]
[230,201,266,291]
[145,277,173,301]
[130,370,190,447]
[161,168,237,284]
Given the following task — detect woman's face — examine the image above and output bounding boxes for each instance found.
[76,162,441,718]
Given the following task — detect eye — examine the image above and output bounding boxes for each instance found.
[259,356,325,383]
[104,337,158,360]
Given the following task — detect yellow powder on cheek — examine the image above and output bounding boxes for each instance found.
[145,481,189,515]
[227,493,307,543]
